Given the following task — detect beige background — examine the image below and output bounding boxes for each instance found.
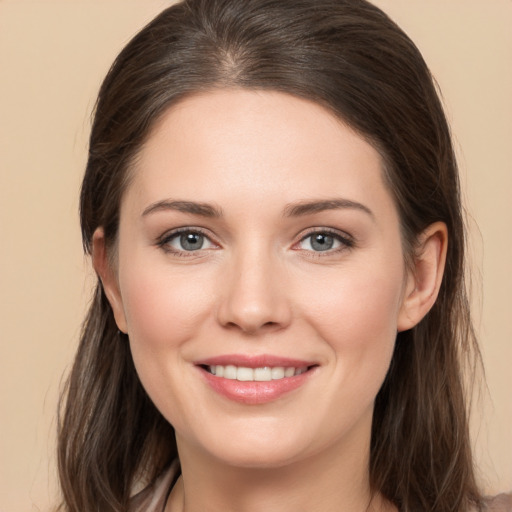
[0,1,510,510]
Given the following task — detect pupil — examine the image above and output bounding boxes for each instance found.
[180,233,203,251]
[311,233,334,251]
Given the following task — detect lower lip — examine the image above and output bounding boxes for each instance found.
[199,367,315,405]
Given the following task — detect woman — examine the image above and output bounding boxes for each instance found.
[57,0,510,511]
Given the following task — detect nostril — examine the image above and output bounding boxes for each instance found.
[222,319,282,335]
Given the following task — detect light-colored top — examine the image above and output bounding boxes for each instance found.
[129,463,512,512]
[128,463,177,512]
[488,495,512,512]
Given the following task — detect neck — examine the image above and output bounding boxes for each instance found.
[167,429,394,512]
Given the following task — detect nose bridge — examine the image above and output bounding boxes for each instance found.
[217,238,290,334]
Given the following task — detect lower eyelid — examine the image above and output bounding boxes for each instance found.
[157,228,218,252]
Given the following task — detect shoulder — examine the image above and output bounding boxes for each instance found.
[128,461,179,512]
[481,493,512,512]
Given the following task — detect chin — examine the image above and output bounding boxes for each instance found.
[210,445,305,470]
[180,421,317,470]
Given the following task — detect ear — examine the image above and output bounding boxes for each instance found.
[397,222,448,332]
[92,228,128,334]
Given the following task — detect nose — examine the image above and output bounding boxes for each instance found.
[216,246,292,335]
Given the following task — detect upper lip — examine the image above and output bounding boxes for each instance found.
[195,354,317,368]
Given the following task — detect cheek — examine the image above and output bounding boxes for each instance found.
[300,254,405,381]
[117,262,215,424]
[118,259,213,353]
[306,264,403,336]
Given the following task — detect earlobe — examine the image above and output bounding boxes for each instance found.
[92,228,128,334]
[397,222,448,332]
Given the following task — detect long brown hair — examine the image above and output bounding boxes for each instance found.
[58,1,483,510]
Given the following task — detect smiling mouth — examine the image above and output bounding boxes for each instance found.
[197,358,318,404]
[201,365,313,382]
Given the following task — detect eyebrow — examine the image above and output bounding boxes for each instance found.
[283,198,374,219]
[141,197,373,220]
[142,200,223,218]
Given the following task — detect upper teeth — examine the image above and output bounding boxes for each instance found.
[209,365,308,381]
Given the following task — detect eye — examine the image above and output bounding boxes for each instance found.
[159,229,217,253]
[297,230,353,253]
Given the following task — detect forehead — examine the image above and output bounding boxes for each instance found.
[124,89,394,217]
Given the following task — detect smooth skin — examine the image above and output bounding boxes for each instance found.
[93,90,447,512]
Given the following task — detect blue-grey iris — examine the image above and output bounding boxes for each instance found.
[180,233,204,251]
[311,233,334,251]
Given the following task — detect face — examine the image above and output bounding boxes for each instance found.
[102,89,419,470]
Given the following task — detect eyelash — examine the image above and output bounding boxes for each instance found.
[156,227,218,257]
[156,227,355,257]
[294,228,355,256]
